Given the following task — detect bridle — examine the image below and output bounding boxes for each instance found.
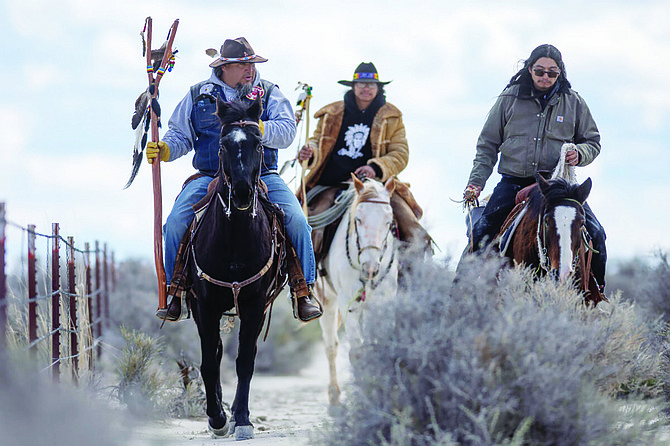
[191,119,277,316]
[345,198,396,294]
[536,197,586,274]
[217,120,263,218]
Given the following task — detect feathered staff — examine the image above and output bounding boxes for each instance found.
[294,82,312,216]
[126,17,179,311]
[125,42,176,189]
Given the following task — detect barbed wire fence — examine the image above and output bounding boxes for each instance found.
[0,202,115,384]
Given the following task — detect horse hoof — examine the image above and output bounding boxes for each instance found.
[208,417,230,437]
[235,425,254,441]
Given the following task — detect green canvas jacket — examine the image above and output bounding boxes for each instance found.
[468,83,600,188]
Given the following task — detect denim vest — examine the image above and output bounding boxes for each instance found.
[189,79,277,176]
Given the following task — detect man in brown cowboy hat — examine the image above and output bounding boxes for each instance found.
[298,62,432,271]
[147,37,322,322]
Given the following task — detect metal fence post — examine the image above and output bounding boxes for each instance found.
[51,224,61,382]
[67,236,78,383]
[28,224,37,357]
[0,203,6,347]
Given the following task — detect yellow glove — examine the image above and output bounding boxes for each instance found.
[146,141,170,164]
[258,120,265,136]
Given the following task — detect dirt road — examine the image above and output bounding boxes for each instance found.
[128,346,350,445]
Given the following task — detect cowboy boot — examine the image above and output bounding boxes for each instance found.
[155,289,189,322]
[290,279,322,322]
[286,245,322,322]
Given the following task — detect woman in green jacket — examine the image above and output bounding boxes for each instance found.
[464,44,607,292]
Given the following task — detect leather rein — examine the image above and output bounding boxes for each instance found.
[191,119,278,316]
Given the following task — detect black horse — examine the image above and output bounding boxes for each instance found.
[188,96,285,440]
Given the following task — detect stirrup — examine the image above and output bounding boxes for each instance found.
[291,286,323,322]
[155,292,189,322]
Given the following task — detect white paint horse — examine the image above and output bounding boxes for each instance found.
[316,174,399,409]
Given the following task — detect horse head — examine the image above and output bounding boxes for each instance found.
[536,175,592,282]
[215,96,264,212]
[350,174,396,282]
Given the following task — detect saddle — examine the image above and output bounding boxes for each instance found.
[496,183,539,255]
[167,175,288,319]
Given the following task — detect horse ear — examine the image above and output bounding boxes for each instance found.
[247,96,263,122]
[215,97,229,120]
[351,173,365,194]
[385,175,396,195]
[576,177,592,204]
[537,174,550,194]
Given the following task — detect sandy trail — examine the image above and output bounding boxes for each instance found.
[127,343,350,445]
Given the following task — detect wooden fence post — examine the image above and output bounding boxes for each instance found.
[95,241,102,358]
[27,224,37,357]
[111,251,116,293]
[104,243,109,328]
[51,224,61,382]
[85,242,94,372]
[0,203,6,347]
[67,236,78,383]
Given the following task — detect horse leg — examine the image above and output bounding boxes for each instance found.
[318,291,341,410]
[194,301,229,437]
[231,299,265,440]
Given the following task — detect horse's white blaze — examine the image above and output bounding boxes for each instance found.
[231,127,247,143]
[355,202,393,278]
[554,206,577,280]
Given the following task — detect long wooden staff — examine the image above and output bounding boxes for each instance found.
[295,83,312,216]
[145,17,179,310]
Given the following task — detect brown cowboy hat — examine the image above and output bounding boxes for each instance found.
[338,62,391,87]
[206,37,268,68]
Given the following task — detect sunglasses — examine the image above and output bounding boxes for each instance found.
[532,68,560,78]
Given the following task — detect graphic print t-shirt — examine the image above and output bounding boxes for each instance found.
[317,90,386,186]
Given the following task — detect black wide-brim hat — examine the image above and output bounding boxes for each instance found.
[207,37,268,68]
[338,62,391,86]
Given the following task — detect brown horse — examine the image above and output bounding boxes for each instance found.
[501,175,605,305]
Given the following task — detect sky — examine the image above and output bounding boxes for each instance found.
[1,0,669,273]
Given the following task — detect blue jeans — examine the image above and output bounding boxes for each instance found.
[163,173,316,285]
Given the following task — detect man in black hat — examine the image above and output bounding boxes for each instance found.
[147,37,322,322]
[298,62,432,266]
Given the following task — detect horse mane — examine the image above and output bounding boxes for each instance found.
[354,182,383,205]
[542,178,584,207]
[215,97,262,127]
[526,177,584,219]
